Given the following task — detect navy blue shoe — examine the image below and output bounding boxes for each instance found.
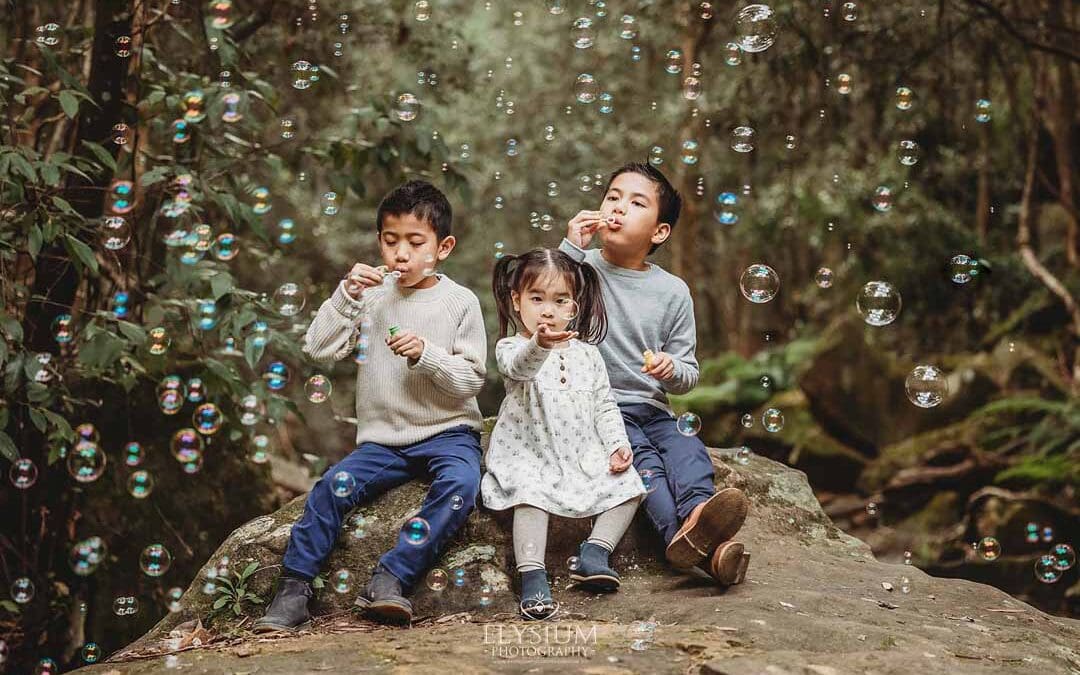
[519,569,557,620]
[570,542,620,592]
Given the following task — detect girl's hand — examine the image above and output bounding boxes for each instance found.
[641,350,675,381]
[344,262,384,299]
[387,329,425,361]
[609,446,632,473]
[535,324,578,349]
[567,210,604,248]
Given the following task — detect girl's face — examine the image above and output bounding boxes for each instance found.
[511,268,577,337]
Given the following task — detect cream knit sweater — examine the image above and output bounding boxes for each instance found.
[302,274,487,447]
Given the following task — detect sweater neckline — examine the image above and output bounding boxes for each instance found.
[391,275,454,303]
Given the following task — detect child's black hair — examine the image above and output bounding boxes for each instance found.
[492,248,607,344]
[602,161,682,254]
[376,179,452,239]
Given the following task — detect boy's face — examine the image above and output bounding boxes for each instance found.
[511,269,576,337]
[598,172,670,257]
[378,212,455,288]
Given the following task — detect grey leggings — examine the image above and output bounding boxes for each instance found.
[513,497,642,572]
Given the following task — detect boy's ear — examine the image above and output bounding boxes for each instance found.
[651,222,671,247]
[437,235,457,260]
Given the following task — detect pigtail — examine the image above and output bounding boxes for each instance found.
[573,262,608,345]
[492,254,521,338]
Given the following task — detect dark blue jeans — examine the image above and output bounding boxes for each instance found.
[621,403,715,545]
[283,425,482,590]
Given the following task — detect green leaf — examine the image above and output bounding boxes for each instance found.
[0,431,18,462]
[212,596,230,610]
[64,234,99,275]
[0,313,23,342]
[51,196,77,215]
[41,410,74,441]
[0,599,20,615]
[28,224,43,260]
[244,335,264,370]
[8,153,35,182]
[211,273,234,300]
[241,561,259,580]
[80,141,117,172]
[117,321,147,346]
[28,408,47,433]
[58,90,79,119]
[232,602,242,616]
[140,166,170,186]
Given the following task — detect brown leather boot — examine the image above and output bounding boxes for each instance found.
[707,541,751,586]
[664,488,749,569]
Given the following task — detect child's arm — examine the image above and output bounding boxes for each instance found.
[591,349,632,455]
[302,281,368,362]
[658,294,700,395]
[495,334,551,381]
[409,295,487,399]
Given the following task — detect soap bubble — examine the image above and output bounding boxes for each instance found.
[273,282,306,317]
[100,215,131,250]
[815,267,834,288]
[895,86,914,110]
[277,219,296,245]
[453,567,467,587]
[683,76,702,100]
[167,586,184,612]
[291,60,315,89]
[739,264,780,303]
[904,551,913,565]
[598,92,614,114]
[239,394,263,426]
[157,376,186,414]
[414,0,431,21]
[1050,543,1076,571]
[865,502,879,518]
[193,403,223,435]
[740,413,753,428]
[305,374,332,403]
[714,191,739,225]
[872,186,893,212]
[140,543,172,576]
[332,569,352,593]
[974,98,991,123]
[69,536,107,576]
[547,0,565,14]
[725,42,743,66]
[976,536,1001,561]
[949,254,979,284]
[664,49,684,74]
[898,139,920,166]
[836,73,853,95]
[67,440,106,483]
[649,145,664,166]
[249,434,271,464]
[322,191,339,216]
[109,180,135,214]
[450,494,465,510]
[211,233,239,261]
[574,73,599,103]
[762,408,784,432]
[220,92,243,123]
[856,281,902,326]
[1034,555,1062,583]
[639,469,658,494]
[479,585,495,606]
[181,455,203,474]
[112,595,139,616]
[186,378,206,403]
[571,17,595,48]
[330,471,356,498]
[251,321,270,348]
[35,22,61,46]
[905,365,948,408]
[263,361,290,391]
[618,14,638,39]
[395,93,420,121]
[52,313,74,343]
[842,1,857,20]
[195,298,217,330]
[75,423,99,443]
[760,375,772,389]
[567,556,581,571]
[403,517,431,545]
[426,568,449,591]
[1042,525,1054,542]
[11,577,34,604]
[170,428,203,463]
[127,470,155,499]
[899,576,911,594]
[731,126,755,152]
[209,0,234,28]
[676,412,701,436]
[81,642,101,664]
[735,447,752,465]
[680,139,700,164]
[10,458,38,489]
[147,326,171,355]
[34,658,58,675]
[735,4,777,53]
[280,117,296,139]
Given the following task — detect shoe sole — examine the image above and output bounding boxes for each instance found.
[354,596,413,625]
[569,573,621,592]
[251,620,312,634]
[665,488,749,569]
[710,542,750,586]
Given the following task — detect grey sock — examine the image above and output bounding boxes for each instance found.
[586,496,641,551]
[513,505,549,572]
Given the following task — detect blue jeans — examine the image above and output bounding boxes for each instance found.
[620,403,715,545]
[283,425,482,590]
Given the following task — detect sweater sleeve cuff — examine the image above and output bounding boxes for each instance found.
[559,237,587,262]
[330,281,365,321]
[409,339,447,374]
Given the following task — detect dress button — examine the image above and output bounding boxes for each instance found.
[560,377,566,384]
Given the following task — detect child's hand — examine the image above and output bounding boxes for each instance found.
[343,262,384,299]
[387,328,425,361]
[641,350,675,380]
[535,324,578,349]
[567,210,604,248]
[609,446,632,473]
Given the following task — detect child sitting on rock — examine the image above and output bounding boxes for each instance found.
[254,180,487,632]
[481,248,646,620]
[560,162,751,585]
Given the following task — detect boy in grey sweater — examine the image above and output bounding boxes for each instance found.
[559,162,750,585]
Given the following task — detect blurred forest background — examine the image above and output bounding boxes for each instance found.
[1,0,1078,670]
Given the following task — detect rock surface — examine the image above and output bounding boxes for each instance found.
[85,448,1080,674]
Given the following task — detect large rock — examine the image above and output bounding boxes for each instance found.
[92,447,1080,674]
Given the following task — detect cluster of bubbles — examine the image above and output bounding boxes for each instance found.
[70,536,107,576]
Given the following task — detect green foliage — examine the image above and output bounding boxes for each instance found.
[210,562,265,619]
[972,395,1080,488]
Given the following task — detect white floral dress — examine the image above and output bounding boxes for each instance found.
[481,335,646,518]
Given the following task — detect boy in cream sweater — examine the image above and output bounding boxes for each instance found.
[255,180,487,631]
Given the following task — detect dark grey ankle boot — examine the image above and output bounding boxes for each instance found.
[354,565,412,624]
[570,542,620,592]
[519,569,556,620]
[253,576,313,633]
